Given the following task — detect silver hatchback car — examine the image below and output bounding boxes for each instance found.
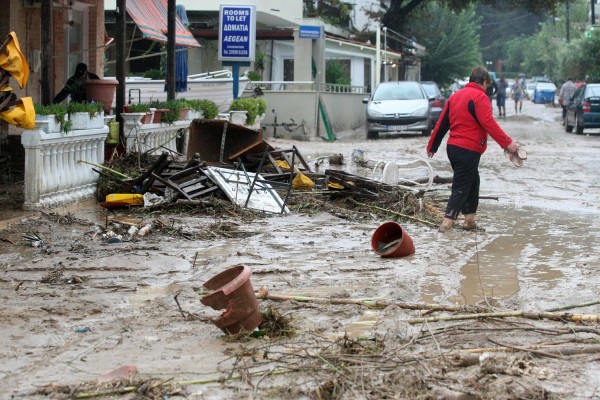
[362,81,433,139]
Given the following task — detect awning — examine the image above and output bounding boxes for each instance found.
[127,0,201,48]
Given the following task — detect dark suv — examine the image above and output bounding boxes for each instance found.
[420,81,446,127]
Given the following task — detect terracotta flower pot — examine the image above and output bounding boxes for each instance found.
[86,79,118,114]
[371,221,415,258]
[200,265,262,334]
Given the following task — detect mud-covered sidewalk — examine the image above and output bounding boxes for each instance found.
[1,100,600,399]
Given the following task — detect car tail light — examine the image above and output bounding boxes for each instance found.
[432,98,444,108]
[583,101,591,113]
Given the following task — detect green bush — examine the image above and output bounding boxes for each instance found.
[195,99,219,119]
[127,103,151,112]
[34,104,71,133]
[144,68,165,80]
[229,98,266,125]
[247,70,261,81]
[67,101,103,117]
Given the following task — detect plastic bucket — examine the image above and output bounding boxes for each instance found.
[200,265,262,334]
[371,221,415,258]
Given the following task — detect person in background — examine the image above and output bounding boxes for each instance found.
[496,76,508,118]
[53,63,99,104]
[558,77,577,125]
[485,78,497,104]
[511,76,524,114]
[426,66,518,233]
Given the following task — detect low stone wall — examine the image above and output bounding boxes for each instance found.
[123,120,190,155]
[21,127,108,210]
[258,91,367,140]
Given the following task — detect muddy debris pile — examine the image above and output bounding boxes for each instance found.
[94,134,442,225]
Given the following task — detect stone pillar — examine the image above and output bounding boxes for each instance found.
[293,25,325,84]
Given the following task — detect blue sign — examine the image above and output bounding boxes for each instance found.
[299,25,322,39]
[219,5,256,62]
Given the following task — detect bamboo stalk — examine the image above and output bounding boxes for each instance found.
[255,289,488,313]
[406,310,600,324]
[78,159,130,179]
[544,300,600,313]
[75,369,293,399]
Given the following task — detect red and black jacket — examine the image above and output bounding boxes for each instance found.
[427,82,513,155]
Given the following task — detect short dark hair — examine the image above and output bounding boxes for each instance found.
[75,63,88,78]
[469,66,491,86]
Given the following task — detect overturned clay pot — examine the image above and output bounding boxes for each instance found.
[200,265,262,335]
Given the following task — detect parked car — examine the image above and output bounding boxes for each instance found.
[532,76,551,83]
[420,81,446,127]
[525,83,537,100]
[448,78,468,95]
[565,83,600,135]
[533,82,557,104]
[363,81,433,139]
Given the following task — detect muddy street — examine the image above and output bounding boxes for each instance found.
[2,99,600,399]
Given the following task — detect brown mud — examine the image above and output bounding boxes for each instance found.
[1,100,600,399]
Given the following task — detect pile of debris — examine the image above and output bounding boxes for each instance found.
[95,119,442,224]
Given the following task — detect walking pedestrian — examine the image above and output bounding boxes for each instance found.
[511,76,524,114]
[496,76,508,117]
[558,77,577,125]
[426,66,518,233]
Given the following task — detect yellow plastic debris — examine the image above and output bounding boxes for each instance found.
[292,171,314,190]
[275,159,291,170]
[328,182,344,190]
[105,194,144,206]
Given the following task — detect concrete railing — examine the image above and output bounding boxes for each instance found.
[123,120,191,155]
[21,127,108,210]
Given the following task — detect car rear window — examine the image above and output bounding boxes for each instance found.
[421,83,440,97]
[373,84,424,101]
[586,85,600,98]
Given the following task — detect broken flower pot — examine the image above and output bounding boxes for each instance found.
[200,265,262,335]
[371,221,415,258]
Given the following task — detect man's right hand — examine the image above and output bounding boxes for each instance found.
[506,142,518,154]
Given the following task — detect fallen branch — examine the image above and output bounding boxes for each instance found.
[349,199,437,226]
[78,159,130,179]
[74,369,294,399]
[255,288,488,313]
[406,310,600,324]
[544,300,600,313]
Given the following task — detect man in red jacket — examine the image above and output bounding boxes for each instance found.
[426,66,518,233]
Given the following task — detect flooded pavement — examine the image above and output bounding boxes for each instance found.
[2,99,600,398]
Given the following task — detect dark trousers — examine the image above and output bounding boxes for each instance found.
[444,145,481,220]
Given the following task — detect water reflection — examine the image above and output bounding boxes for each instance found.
[421,207,598,305]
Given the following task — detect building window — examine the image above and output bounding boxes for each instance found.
[283,59,294,81]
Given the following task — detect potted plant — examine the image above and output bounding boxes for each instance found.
[229,98,260,126]
[158,99,183,124]
[34,103,70,134]
[126,103,153,124]
[67,101,101,130]
[194,99,219,120]
[148,100,168,123]
[88,101,106,129]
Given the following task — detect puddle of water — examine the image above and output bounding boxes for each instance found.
[129,283,183,309]
[421,208,596,305]
[341,311,379,339]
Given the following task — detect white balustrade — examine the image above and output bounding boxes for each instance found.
[21,127,108,210]
[123,120,190,155]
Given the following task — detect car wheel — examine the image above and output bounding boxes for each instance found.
[367,131,379,140]
[575,114,584,135]
[565,115,573,133]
